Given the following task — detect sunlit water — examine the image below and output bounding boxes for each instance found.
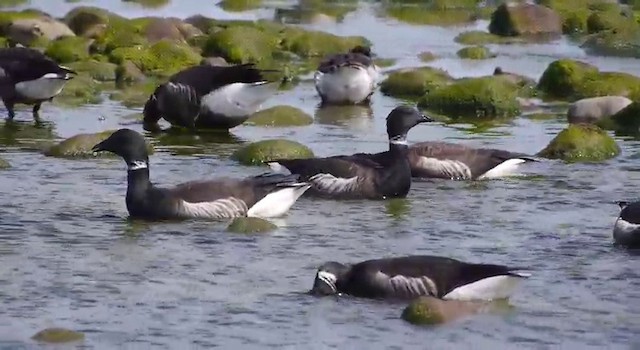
[1,1,640,349]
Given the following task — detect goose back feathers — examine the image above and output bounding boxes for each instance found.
[311,255,530,301]
[143,63,279,130]
[92,129,310,220]
[614,201,640,248]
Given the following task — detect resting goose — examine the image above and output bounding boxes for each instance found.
[143,63,280,131]
[0,47,76,120]
[314,45,380,105]
[613,201,640,248]
[310,255,530,301]
[91,128,311,221]
[267,105,433,200]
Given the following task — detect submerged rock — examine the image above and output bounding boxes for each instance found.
[568,96,633,124]
[227,217,277,234]
[43,130,154,158]
[247,106,313,127]
[380,67,452,99]
[31,328,85,344]
[401,296,487,326]
[232,139,314,166]
[418,76,520,119]
[0,157,9,169]
[456,45,495,59]
[489,3,562,37]
[537,124,620,162]
[454,30,520,45]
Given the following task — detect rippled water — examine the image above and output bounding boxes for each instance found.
[1,1,640,349]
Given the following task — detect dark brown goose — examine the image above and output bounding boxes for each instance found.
[613,201,640,248]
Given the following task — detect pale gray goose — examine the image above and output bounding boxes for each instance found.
[267,106,433,200]
[613,201,640,248]
[91,128,311,220]
[310,255,530,301]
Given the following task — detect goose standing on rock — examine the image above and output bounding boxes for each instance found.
[267,105,433,200]
[0,47,76,121]
[310,255,530,301]
[91,128,311,221]
[143,63,280,131]
[613,201,640,248]
[314,45,380,105]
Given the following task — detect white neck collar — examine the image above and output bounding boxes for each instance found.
[128,160,148,171]
[389,135,408,145]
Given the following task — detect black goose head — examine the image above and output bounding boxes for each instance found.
[349,45,372,57]
[386,105,433,144]
[310,261,350,296]
[92,128,150,168]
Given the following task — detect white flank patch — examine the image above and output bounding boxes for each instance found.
[15,76,69,100]
[416,157,473,180]
[314,65,377,104]
[317,270,338,292]
[382,273,439,298]
[201,81,279,118]
[478,158,527,180]
[267,162,292,175]
[442,275,525,301]
[613,217,640,242]
[127,161,148,171]
[180,197,249,219]
[309,173,360,195]
[247,184,311,218]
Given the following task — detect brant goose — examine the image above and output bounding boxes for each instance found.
[310,255,530,301]
[613,201,640,248]
[91,128,311,220]
[314,45,380,105]
[143,63,280,131]
[267,106,433,200]
[0,47,76,120]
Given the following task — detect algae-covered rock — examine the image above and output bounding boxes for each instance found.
[227,217,277,233]
[0,157,9,169]
[581,25,640,58]
[7,16,75,47]
[456,46,495,59]
[401,297,486,326]
[44,36,91,63]
[247,106,313,127]
[68,59,117,81]
[109,39,202,77]
[109,80,159,108]
[115,60,147,84]
[0,10,41,37]
[43,130,154,158]
[31,328,85,344]
[280,27,367,58]
[539,0,624,35]
[454,30,520,45]
[418,76,520,119]
[232,139,314,166]
[384,6,480,26]
[63,6,113,37]
[204,25,279,63]
[417,51,437,62]
[218,0,263,12]
[139,17,203,44]
[537,59,599,99]
[54,74,103,106]
[0,0,27,7]
[489,3,562,36]
[380,67,452,99]
[122,0,170,8]
[537,124,620,162]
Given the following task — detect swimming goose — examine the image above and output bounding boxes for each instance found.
[310,255,530,301]
[314,45,380,105]
[267,105,433,200]
[143,63,280,131]
[91,128,311,220]
[613,201,640,248]
[0,47,76,120]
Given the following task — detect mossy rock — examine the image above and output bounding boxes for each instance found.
[109,80,159,108]
[91,15,148,54]
[417,51,437,62]
[67,59,117,81]
[0,0,27,7]
[122,0,170,8]
[0,10,42,37]
[537,59,599,99]
[539,0,625,34]
[384,6,480,26]
[31,328,85,344]
[218,0,263,12]
[203,25,279,64]
[280,27,368,58]
[0,157,9,169]
[247,106,313,127]
[55,74,103,106]
[418,76,520,119]
[227,217,277,234]
[489,3,563,37]
[454,30,521,45]
[537,124,620,162]
[401,296,485,326]
[232,139,314,166]
[44,36,91,64]
[380,67,452,100]
[63,6,117,37]
[581,25,640,58]
[586,9,627,34]
[43,130,154,158]
[109,39,202,77]
[456,45,495,59]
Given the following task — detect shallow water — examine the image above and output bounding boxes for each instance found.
[1,1,640,349]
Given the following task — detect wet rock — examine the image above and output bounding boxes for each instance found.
[201,56,229,66]
[567,96,633,124]
[537,124,620,162]
[493,67,537,87]
[280,27,367,58]
[540,0,623,34]
[247,106,313,127]
[7,15,75,47]
[384,6,480,26]
[418,76,520,119]
[489,3,562,36]
[109,80,159,108]
[67,59,117,82]
[43,130,154,158]
[599,101,640,135]
[581,23,640,58]
[115,60,147,84]
[88,13,148,54]
[204,25,279,64]
[456,45,495,59]
[218,0,263,12]
[380,67,452,99]
[417,51,437,62]
[232,139,314,166]
[44,36,92,63]
[0,157,9,169]
[121,0,170,8]
[54,74,103,106]
[227,217,277,234]
[63,6,113,37]
[401,296,486,326]
[108,39,202,77]
[140,17,203,43]
[0,10,41,37]
[31,328,85,344]
[454,30,520,45]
